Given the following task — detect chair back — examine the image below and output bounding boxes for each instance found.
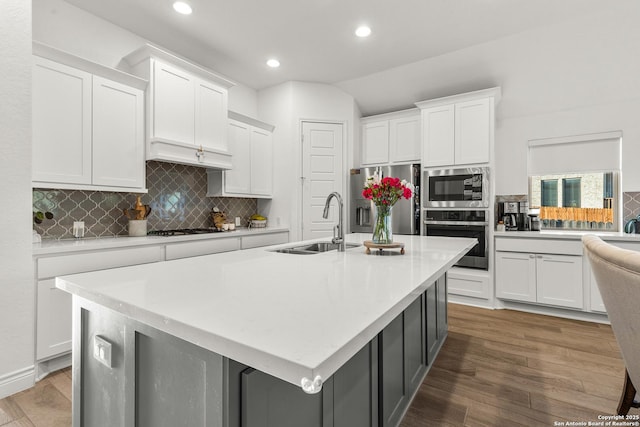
[583,235,640,391]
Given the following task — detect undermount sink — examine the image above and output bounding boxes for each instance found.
[272,242,360,255]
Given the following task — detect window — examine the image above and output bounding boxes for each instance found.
[541,180,558,207]
[562,178,581,208]
[528,131,621,231]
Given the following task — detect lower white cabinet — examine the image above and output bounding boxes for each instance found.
[496,250,583,309]
[447,267,490,300]
[35,231,290,365]
[36,279,73,360]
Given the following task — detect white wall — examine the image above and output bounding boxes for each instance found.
[32,0,258,117]
[0,0,35,398]
[337,3,640,194]
[258,82,358,241]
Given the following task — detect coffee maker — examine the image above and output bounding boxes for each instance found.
[499,201,528,231]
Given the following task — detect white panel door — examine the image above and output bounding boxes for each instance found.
[224,120,252,194]
[195,79,228,152]
[362,121,389,165]
[389,114,420,163]
[536,254,584,309]
[454,98,491,165]
[32,56,92,184]
[92,76,144,189]
[36,279,72,360]
[422,105,454,167]
[152,59,195,144]
[250,127,273,196]
[495,251,537,302]
[302,122,344,240]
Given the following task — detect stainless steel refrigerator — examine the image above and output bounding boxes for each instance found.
[350,164,420,235]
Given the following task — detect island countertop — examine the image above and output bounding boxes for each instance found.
[56,233,475,391]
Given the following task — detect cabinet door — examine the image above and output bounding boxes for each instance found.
[495,252,537,302]
[250,128,273,196]
[332,342,376,427]
[404,295,425,393]
[241,368,323,427]
[425,284,438,365]
[225,120,252,194]
[454,98,491,165]
[152,60,195,144]
[36,279,72,360]
[422,105,454,167]
[362,121,389,165]
[92,76,144,189]
[379,314,406,427]
[32,56,92,185]
[195,79,228,152]
[436,276,448,340]
[536,254,583,309]
[389,114,420,163]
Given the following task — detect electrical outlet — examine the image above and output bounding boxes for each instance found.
[93,335,113,368]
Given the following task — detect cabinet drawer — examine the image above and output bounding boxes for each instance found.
[447,269,489,299]
[37,246,163,279]
[165,238,240,261]
[495,237,582,255]
[241,232,289,249]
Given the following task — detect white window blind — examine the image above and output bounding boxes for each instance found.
[528,131,622,175]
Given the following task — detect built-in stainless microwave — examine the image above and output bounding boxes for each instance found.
[424,167,489,208]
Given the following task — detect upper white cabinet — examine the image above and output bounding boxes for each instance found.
[207,112,274,198]
[32,43,146,192]
[123,44,234,169]
[361,109,420,166]
[416,88,500,168]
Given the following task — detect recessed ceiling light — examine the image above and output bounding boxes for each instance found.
[266,59,280,68]
[355,26,371,38]
[173,1,192,15]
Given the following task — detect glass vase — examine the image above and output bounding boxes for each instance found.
[372,205,393,244]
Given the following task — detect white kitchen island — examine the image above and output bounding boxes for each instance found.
[56,233,475,427]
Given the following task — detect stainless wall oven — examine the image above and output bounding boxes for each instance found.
[425,167,489,208]
[424,210,489,270]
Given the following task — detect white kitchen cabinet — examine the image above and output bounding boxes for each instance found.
[241,232,289,249]
[421,105,454,167]
[207,113,275,198]
[32,45,146,192]
[35,245,164,368]
[124,45,234,169]
[361,109,420,166]
[92,76,144,188]
[165,237,240,260]
[36,279,73,361]
[362,120,389,165]
[32,56,92,186]
[416,88,500,168]
[495,237,584,310]
[447,267,491,300]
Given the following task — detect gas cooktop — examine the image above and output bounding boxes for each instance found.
[147,228,221,236]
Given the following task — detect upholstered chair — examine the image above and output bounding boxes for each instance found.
[583,235,640,415]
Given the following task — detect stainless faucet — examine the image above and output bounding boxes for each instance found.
[322,192,344,251]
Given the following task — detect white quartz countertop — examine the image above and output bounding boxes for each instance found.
[56,233,475,392]
[33,226,289,256]
[494,230,640,243]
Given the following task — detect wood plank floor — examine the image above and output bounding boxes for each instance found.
[0,304,637,426]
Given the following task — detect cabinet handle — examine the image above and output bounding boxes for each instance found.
[537,255,543,259]
[529,254,535,258]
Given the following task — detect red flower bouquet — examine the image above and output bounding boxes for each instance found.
[362,173,414,243]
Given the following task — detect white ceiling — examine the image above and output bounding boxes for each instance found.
[62,0,610,94]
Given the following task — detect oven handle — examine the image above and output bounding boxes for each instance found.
[424,220,489,226]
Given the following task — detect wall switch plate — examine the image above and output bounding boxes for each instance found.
[93,335,113,368]
[235,216,241,226]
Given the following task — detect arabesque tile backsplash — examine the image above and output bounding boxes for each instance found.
[33,161,258,239]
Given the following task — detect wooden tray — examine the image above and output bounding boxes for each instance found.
[363,240,405,255]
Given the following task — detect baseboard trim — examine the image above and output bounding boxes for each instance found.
[0,365,35,400]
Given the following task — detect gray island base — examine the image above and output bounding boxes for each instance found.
[57,234,475,426]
